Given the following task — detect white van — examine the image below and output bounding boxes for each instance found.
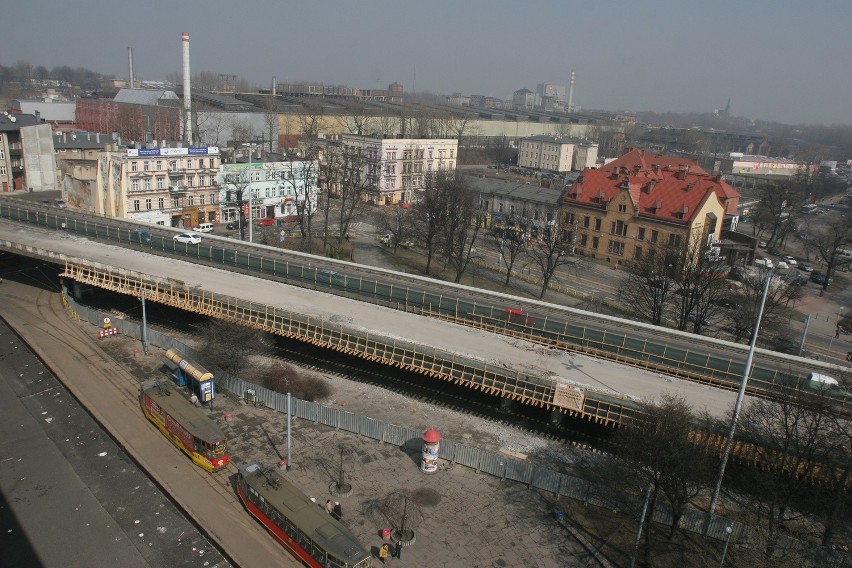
[808,372,839,387]
[754,257,774,268]
[193,223,214,233]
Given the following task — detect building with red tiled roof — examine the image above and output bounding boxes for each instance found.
[560,150,740,265]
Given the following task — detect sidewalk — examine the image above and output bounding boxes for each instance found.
[208,390,589,568]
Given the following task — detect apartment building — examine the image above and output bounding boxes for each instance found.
[561,149,739,265]
[0,113,57,193]
[96,144,221,227]
[517,136,599,172]
[219,158,319,224]
[341,134,459,205]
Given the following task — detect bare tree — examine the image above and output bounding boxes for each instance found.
[321,143,376,251]
[733,392,836,560]
[727,269,803,344]
[621,242,680,326]
[752,177,807,247]
[298,99,328,139]
[382,491,423,542]
[610,394,712,565]
[437,174,482,283]
[220,165,252,241]
[196,112,228,146]
[524,209,578,299]
[490,223,528,287]
[412,175,446,275]
[262,96,279,153]
[195,319,266,375]
[806,209,852,292]
[277,151,321,251]
[340,101,374,136]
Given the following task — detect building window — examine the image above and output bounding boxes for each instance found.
[156,160,162,170]
[188,195,194,206]
[144,179,151,191]
[668,233,682,247]
[158,197,164,209]
[592,236,599,250]
[131,161,138,172]
[634,246,643,260]
[594,218,602,231]
[637,227,646,241]
[618,204,627,213]
[610,220,628,236]
[145,198,152,210]
[187,159,193,169]
[143,161,150,171]
[132,179,139,192]
[156,177,165,189]
[650,230,659,243]
[564,212,575,225]
[608,240,625,255]
[133,199,140,211]
[580,234,588,246]
[200,194,206,205]
[210,193,217,204]
[172,197,180,208]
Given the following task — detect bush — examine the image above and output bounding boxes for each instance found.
[261,361,331,401]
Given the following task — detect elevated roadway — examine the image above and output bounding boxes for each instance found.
[0,198,849,425]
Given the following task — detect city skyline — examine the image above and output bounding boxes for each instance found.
[2,0,850,126]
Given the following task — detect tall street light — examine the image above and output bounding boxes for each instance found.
[242,143,255,243]
[706,267,774,531]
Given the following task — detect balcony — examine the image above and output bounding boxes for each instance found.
[168,185,186,194]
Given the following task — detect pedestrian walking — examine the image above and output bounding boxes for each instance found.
[378,543,389,564]
[393,540,402,559]
[325,499,333,515]
[332,501,342,520]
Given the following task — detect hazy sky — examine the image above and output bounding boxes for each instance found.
[3,0,850,126]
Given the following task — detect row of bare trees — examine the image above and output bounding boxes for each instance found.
[611,388,851,567]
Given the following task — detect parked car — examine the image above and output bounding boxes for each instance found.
[810,272,828,285]
[768,247,782,256]
[173,233,201,245]
[130,229,153,244]
[784,256,798,266]
[799,263,813,272]
[255,217,275,227]
[54,199,67,208]
[776,261,789,269]
[754,258,774,268]
[193,222,214,233]
[758,240,768,248]
[318,268,346,285]
[712,297,739,309]
[399,240,415,248]
[226,221,239,230]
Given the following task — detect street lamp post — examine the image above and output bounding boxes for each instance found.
[242,143,255,243]
[706,267,774,530]
[719,525,734,567]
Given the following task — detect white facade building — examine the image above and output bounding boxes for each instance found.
[518,136,599,172]
[218,159,319,224]
[341,135,459,205]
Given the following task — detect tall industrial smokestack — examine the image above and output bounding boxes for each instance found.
[567,69,575,113]
[272,76,277,96]
[182,32,192,144]
[128,47,135,89]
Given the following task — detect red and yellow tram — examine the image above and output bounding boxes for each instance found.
[140,380,229,473]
